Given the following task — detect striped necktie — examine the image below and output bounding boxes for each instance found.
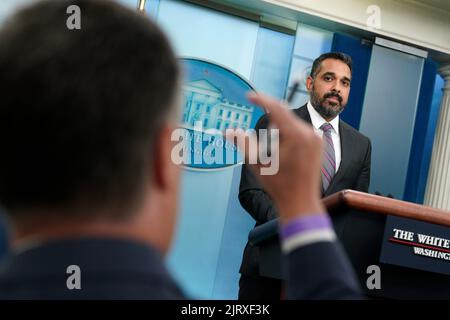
[320,123,336,193]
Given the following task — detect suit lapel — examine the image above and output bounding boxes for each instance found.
[293,104,312,124]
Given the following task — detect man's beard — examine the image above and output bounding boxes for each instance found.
[310,87,346,119]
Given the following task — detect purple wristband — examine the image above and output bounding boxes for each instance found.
[281,214,332,240]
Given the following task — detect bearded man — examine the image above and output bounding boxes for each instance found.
[238,52,372,300]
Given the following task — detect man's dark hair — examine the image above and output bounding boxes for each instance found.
[0,0,179,217]
[310,52,352,78]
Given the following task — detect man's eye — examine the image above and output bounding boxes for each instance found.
[324,76,332,81]
[342,81,350,87]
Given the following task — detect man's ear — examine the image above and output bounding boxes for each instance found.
[152,124,179,191]
[306,76,314,92]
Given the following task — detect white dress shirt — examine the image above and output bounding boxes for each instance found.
[307,101,342,172]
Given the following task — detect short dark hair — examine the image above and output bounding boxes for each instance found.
[0,0,179,217]
[310,52,352,78]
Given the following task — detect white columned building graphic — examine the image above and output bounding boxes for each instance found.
[182,80,253,131]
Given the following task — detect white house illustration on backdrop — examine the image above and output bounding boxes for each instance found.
[182,79,253,131]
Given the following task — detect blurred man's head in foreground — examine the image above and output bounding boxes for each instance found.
[0,0,181,253]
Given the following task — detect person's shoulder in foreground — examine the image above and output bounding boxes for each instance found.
[0,237,185,299]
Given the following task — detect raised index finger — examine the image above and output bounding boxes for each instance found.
[247,92,292,126]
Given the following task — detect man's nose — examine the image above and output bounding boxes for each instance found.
[330,83,341,94]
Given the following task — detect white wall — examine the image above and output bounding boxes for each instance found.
[264,0,450,55]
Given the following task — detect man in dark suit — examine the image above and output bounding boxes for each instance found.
[0,0,362,299]
[238,52,372,300]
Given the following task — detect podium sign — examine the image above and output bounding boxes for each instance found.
[381,215,450,276]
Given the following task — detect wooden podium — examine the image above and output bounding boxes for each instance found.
[249,190,450,299]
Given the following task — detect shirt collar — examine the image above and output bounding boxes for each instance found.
[307,101,340,134]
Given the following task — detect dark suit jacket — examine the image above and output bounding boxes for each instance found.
[239,104,372,276]
[0,236,361,299]
[285,241,363,299]
[0,238,185,299]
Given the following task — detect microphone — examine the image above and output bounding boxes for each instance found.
[137,0,147,12]
[286,75,302,105]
